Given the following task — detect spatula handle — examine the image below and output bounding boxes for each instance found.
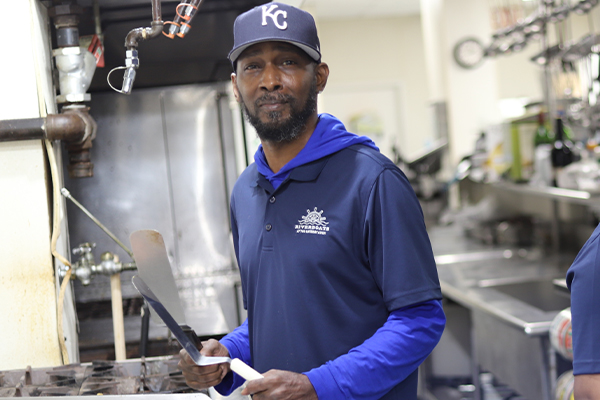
[230,358,263,381]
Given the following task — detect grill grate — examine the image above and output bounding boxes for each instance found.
[0,356,198,397]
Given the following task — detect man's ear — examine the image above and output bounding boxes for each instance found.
[315,63,330,94]
[231,73,241,103]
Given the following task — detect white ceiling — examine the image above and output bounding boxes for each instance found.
[283,0,421,20]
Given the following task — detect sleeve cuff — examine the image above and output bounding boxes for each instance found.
[220,337,243,361]
[304,364,345,400]
[213,371,235,396]
[574,360,600,375]
[213,334,249,395]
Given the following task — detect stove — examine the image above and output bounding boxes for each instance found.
[0,356,210,399]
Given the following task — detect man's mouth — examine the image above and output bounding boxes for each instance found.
[256,95,291,110]
[259,102,286,112]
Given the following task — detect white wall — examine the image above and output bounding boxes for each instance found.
[0,0,74,370]
[305,1,600,171]
[317,15,434,161]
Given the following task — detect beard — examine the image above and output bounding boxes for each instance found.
[239,80,318,144]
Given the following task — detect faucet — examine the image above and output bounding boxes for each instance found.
[108,0,164,94]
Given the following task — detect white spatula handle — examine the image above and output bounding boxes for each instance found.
[230,358,263,381]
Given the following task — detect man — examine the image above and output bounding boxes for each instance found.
[567,224,600,400]
[179,3,445,399]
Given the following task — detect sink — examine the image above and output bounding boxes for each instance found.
[482,279,571,312]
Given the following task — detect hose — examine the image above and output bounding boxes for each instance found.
[45,138,72,365]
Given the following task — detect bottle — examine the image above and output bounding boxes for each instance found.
[534,112,552,146]
[551,117,574,186]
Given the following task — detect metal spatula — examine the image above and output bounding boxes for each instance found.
[132,275,263,381]
[130,229,187,325]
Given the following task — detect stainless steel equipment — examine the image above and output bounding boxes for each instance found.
[64,82,244,350]
[0,356,210,398]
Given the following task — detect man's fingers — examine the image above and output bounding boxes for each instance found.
[178,347,227,390]
[240,378,266,396]
[184,375,223,391]
[181,368,222,383]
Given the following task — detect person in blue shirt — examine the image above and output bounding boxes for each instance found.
[567,224,600,400]
[178,3,445,399]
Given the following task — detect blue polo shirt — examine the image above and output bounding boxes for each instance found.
[567,223,600,375]
[220,117,443,398]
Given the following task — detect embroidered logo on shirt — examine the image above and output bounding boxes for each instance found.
[295,207,329,235]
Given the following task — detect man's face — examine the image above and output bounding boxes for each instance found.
[232,42,328,143]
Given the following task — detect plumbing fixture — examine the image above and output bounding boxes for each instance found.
[0,107,97,178]
[53,47,97,104]
[62,105,97,178]
[49,2,97,104]
[38,1,101,178]
[59,243,136,285]
[48,3,83,48]
[60,187,136,360]
[108,0,164,94]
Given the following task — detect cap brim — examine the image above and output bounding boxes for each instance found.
[228,39,321,65]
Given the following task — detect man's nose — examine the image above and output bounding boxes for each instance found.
[260,64,282,92]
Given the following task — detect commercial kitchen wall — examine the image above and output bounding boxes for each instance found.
[0,0,78,370]
[312,2,503,170]
[308,1,600,171]
[318,15,431,162]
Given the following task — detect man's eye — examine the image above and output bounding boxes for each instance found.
[244,64,258,71]
[282,60,296,66]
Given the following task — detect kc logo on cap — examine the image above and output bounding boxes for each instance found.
[262,5,288,30]
[228,2,322,66]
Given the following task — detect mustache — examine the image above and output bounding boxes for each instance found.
[255,93,294,107]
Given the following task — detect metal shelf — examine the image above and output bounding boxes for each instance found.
[491,181,600,206]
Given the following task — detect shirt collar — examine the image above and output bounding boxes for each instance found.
[253,156,329,193]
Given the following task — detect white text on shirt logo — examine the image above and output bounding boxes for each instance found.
[262,5,288,30]
[295,207,329,235]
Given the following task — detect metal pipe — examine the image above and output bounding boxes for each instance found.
[47,113,88,141]
[0,114,87,143]
[93,0,102,37]
[61,188,135,259]
[111,0,163,94]
[124,0,163,49]
[152,0,162,23]
[0,118,44,142]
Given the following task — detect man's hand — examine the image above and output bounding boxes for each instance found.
[241,370,317,400]
[178,339,230,390]
[574,374,600,400]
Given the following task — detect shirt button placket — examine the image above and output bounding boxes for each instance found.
[266,197,275,232]
[263,195,275,248]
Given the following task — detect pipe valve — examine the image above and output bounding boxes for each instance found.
[60,244,137,285]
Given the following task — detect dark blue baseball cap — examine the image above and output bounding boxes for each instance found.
[228,2,321,67]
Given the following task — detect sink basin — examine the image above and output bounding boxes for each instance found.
[483,279,571,312]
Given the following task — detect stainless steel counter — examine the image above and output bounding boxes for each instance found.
[428,225,574,400]
[431,225,572,334]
